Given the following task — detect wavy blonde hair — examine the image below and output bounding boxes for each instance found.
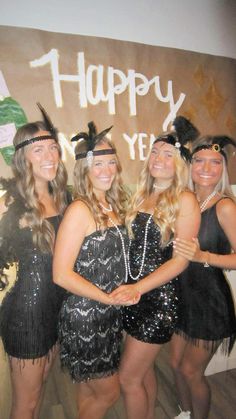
[12,121,68,253]
[126,142,189,245]
[73,137,128,228]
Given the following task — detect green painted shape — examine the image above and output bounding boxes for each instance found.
[0,97,28,165]
[0,97,28,128]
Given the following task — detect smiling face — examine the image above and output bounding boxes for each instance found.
[88,143,117,195]
[25,130,60,185]
[148,141,176,184]
[191,149,223,189]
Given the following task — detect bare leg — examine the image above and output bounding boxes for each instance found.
[179,342,216,419]
[9,353,53,419]
[170,334,219,419]
[33,345,58,419]
[119,334,161,419]
[170,333,192,413]
[143,366,158,419]
[76,372,120,419]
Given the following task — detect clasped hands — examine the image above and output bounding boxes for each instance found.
[109,284,141,306]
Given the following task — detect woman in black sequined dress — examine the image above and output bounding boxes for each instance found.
[171,135,236,419]
[53,122,135,419]
[111,116,200,419]
[0,108,69,419]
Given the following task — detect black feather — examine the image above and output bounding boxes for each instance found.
[172,116,199,145]
[213,135,236,149]
[37,103,58,139]
[71,121,113,152]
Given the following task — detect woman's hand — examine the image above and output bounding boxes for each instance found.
[109,284,141,306]
[173,237,203,263]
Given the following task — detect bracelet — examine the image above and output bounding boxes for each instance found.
[203,251,210,268]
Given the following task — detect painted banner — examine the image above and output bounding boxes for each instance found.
[0,25,236,185]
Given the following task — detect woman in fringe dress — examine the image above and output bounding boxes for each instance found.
[171,135,236,419]
[0,105,69,419]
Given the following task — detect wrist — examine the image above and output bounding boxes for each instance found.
[202,251,210,268]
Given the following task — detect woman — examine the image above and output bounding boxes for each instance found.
[0,105,69,419]
[171,135,236,419]
[53,121,136,419]
[111,116,201,419]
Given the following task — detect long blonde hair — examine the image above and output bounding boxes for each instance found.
[12,121,68,252]
[126,143,189,245]
[73,137,128,229]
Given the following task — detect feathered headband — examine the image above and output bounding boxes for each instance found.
[191,135,236,162]
[71,121,114,165]
[154,116,200,162]
[15,103,58,151]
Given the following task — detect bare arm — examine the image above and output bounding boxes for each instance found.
[111,191,201,301]
[174,198,236,270]
[53,200,116,305]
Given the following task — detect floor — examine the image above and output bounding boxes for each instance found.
[1,340,235,419]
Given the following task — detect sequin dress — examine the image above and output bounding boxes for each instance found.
[123,212,178,344]
[0,181,66,359]
[58,226,127,382]
[176,200,236,354]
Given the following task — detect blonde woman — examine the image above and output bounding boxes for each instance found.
[53,122,136,419]
[111,117,201,419]
[0,106,69,419]
[171,135,236,419]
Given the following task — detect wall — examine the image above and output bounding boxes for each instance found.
[1,0,236,59]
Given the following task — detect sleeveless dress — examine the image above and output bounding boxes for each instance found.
[176,199,236,354]
[123,212,178,344]
[0,199,66,360]
[58,225,127,382]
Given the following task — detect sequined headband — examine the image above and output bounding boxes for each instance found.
[14,103,58,151]
[75,148,116,161]
[72,121,114,166]
[191,144,227,160]
[15,135,57,151]
[154,134,191,162]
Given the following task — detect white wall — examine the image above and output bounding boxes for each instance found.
[1,0,236,59]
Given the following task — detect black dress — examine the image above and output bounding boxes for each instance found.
[58,226,127,382]
[176,199,236,354]
[123,212,178,344]
[0,182,66,359]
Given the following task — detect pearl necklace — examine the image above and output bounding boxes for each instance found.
[108,217,128,283]
[153,183,170,191]
[199,190,217,213]
[99,202,113,212]
[128,214,152,281]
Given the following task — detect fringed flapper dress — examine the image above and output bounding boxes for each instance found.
[176,200,236,354]
[58,226,127,382]
[123,212,178,344]
[0,180,66,359]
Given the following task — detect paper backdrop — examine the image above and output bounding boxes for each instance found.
[0,25,236,185]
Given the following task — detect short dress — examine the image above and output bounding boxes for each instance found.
[58,225,127,382]
[0,185,66,359]
[123,212,178,344]
[176,199,236,354]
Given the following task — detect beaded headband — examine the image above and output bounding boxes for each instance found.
[75,148,115,160]
[154,116,199,162]
[71,121,114,165]
[191,136,236,162]
[14,103,58,151]
[15,135,56,151]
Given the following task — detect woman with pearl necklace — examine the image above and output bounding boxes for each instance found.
[111,116,200,419]
[53,121,139,419]
[171,134,236,419]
